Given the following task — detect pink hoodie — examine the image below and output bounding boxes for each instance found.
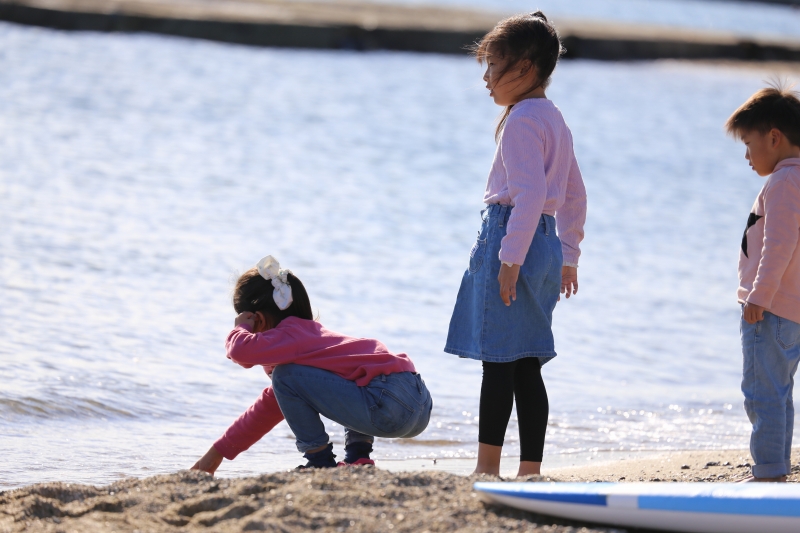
[213,317,416,460]
[739,158,800,324]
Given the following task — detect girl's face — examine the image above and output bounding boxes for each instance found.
[483,46,539,106]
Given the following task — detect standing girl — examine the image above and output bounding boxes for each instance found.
[444,13,587,477]
[192,256,432,473]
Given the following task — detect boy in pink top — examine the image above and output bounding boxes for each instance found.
[726,85,800,482]
[192,256,432,473]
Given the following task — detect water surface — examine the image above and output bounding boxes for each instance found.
[390,0,800,39]
[0,21,788,488]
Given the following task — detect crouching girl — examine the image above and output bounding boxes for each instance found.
[192,256,432,472]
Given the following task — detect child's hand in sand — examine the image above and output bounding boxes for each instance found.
[191,446,224,476]
[560,266,578,299]
[235,312,256,328]
[743,301,765,324]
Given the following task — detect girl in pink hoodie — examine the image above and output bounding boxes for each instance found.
[192,256,432,472]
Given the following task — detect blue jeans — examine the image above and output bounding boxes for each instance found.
[271,364,433,453]
[741,310,800,478]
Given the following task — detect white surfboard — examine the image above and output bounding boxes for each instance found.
[473,482,800,533]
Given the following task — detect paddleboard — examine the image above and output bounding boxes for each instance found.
[473,482,800,533]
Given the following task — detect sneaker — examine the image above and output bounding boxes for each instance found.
[343,441,374,465]
[297,443,337,469]
[337,458,375,467]
[296,462,337,470]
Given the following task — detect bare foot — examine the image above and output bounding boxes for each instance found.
[738,475,787,483]
[517,461,542,478]
[473,443,502,476]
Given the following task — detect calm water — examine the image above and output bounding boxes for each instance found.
[391,0,800,39]
[0,20,791,488]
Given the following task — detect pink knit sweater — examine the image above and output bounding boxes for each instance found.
[739,158,800,324]
[484,98,587,266]
[213,317,416,460]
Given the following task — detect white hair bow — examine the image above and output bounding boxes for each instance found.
[256,255,293,310]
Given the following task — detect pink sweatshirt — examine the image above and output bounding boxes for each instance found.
[484,98,587,266]
[739,158,800,324]
[213,317,416,460]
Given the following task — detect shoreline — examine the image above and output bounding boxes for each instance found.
[376,449,669,478]
[1,0,800,60]
[371,447,800,481]
[2,449,797,532]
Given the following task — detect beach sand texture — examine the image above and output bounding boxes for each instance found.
[2,449,797,533]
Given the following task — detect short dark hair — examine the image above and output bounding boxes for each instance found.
[233,268,313,324]
[726,82,800,147]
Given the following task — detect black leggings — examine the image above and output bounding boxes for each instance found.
[478,358,549,462]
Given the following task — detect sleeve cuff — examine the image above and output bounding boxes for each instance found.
[498,251,526,266]
[563,261,579,268]
[746,293,773,309]
[212,437,241,461]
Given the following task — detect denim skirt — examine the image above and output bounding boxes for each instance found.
[444,204,562,363]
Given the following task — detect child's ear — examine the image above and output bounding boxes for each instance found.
[253,312,266,332]
[254,311,274,332]
[769,128,782,148]
[520,60,533,75]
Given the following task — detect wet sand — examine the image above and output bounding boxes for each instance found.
[2,449,797,533]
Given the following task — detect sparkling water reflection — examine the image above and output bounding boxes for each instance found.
[0,21,785,488]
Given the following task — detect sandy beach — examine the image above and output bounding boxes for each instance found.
[2,449,797,533]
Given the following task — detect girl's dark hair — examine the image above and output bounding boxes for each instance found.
[233,268,313,324]
[473,12,565,141]
[725,80,800,147]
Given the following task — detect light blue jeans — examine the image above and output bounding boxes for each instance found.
[741,309,800,478]
[271,364,433,453]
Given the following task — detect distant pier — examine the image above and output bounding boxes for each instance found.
[1,0,799,61]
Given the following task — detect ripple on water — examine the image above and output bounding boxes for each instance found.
[0,20,785,487]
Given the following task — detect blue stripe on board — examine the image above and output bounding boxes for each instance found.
[639,496,800,517]
[474,483,607,506]
[496,491,608,506]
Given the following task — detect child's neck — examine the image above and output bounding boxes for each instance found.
[776,143,800,164]
[514,86,547,104]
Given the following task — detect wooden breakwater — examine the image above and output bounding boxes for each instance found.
[1,0,800,61]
